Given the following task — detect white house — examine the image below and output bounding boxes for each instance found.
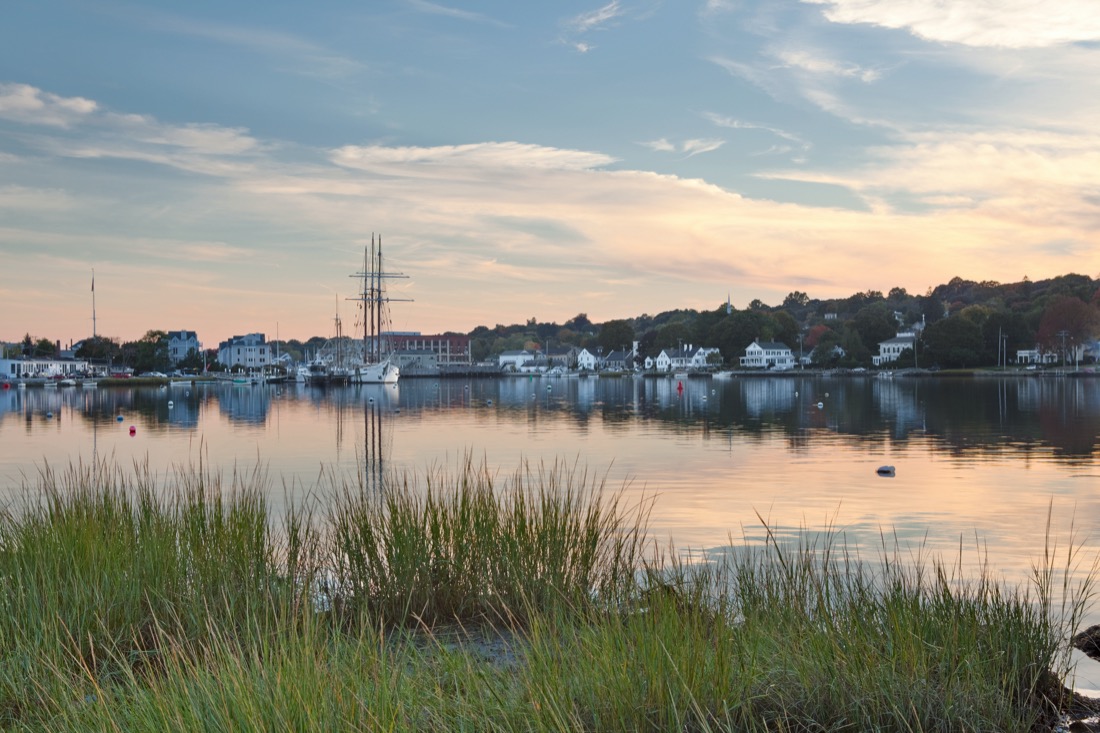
[1,357,90,378]
[872,331,917,367]
[498,350,533,371]
[166,330,199,365]
[740,341,795,369]
[576,348,603,371]
[652,345,720,372]
[218,333,271,370]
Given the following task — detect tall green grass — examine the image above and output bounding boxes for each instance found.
[326,458,648,627]
[0,456,1093,731]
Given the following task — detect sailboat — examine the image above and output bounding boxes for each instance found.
[347,235,409,385]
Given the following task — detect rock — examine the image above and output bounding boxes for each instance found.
[1074,625,1100,661]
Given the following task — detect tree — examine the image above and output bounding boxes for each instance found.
[922,316,983,368]
[771,310,800,350]
[710,311,774,363]
[598,319,635,354]
[851,303,897,353]
[563,313,594,333]
[34,338,58,357]
[75,336,121,363]
[121,330,169,373]
[783,291,810,308]
[1036,296,1100,364]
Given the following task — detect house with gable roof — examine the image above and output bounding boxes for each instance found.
[872,331,917,367]
[740,340,795,370]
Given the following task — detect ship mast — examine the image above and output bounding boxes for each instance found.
[349,234,410,364]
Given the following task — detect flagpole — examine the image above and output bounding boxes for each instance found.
[91,268,97,339]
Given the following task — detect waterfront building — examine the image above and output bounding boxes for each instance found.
[1,357,89,378]
[498,350,534,371]
[388,333,471,365]
[166,330,200,365]
[872,332,917,367]
[740,341,795,370]
[217,333,271,370]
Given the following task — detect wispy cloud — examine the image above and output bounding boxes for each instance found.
[773,47,881,82]
[569,1,623,32]
[331,142,615,172]
[641,137,725,157]
[0,84,97,128]
[804,0,1100,49]
[405,0,511,28]
[123,6,365,79]
[704,112,811,150]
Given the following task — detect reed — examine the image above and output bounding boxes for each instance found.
[0,457,1092,731]
[324,457,649,627]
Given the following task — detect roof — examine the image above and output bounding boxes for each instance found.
[751,341,791,351]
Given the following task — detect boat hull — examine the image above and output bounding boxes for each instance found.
[350,361,399,384]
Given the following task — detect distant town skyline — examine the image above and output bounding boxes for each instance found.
[3,1,1099,346]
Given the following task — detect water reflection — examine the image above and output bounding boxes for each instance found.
[3,376,1099,462]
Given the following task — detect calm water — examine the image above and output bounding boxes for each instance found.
[3,374,1100,683]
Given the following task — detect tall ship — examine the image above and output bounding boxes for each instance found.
[347,235,409,385]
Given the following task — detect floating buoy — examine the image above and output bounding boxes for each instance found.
[547,384,552,391]
[168,401,174,408]
[45,411,53,419]
[129,426,136,435]
[876,465,896,477]
[116,415,124,422]
[816,402,824,409]
[368,397,374,403]
[825,392,830,398]
[486,399,493,406]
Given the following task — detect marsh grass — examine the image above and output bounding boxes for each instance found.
[0,456,1094,731]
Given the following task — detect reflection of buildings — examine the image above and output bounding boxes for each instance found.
[871,380,924,437]
[741,378,798,417]
[215,384,271,424]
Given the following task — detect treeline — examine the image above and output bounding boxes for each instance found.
[8,273,1098,372]
[466,273,1100,369]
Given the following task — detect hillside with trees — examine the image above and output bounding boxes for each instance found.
[466,273,1100,369]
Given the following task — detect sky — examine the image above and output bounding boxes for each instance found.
[2,0,1099,347]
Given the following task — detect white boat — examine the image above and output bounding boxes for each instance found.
[346,235,408,385]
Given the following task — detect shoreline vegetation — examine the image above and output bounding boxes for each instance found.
[1,459,1098,731]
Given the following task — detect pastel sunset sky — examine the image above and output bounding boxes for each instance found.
[2,0,1098,346]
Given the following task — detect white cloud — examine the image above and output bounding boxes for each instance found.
[641,138,677,152]
[330,142,615,172]
[773,48,881,82]
[682,138,726,156]
[569,1,623,32]
[405,0,510,28]
[641,137,725,156]
[805,0,1100,49]
[704,113,812,150]
[0,84,97,127]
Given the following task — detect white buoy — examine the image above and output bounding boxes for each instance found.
[816,402,824,409]
[46,411,53,419]
[487,399,493,406]
[168,401,174,408]
[876,465,896,477]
